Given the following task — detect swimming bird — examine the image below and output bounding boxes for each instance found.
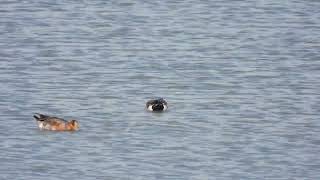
[146,98,168,112]
[33,113,79,131]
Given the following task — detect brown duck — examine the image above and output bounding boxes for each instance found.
[33,113,79,131]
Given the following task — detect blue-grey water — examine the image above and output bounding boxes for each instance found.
[1,1,320,179]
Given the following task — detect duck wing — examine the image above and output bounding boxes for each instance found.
[45,116,67,123]
[33,113,50,120]
[146,99,157,107]
[33,113,67,123]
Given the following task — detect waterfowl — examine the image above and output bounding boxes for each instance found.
[146,98,168,112]
[33,113,79,131]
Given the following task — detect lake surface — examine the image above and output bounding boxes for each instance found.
[0,0,319,179]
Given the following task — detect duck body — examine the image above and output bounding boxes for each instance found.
[146,98,168,112]
[33,113,79,131]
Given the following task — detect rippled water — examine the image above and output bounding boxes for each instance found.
[1,0,320,179]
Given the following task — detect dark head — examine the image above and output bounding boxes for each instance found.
[146,98,168,112]
[152,103,165,111]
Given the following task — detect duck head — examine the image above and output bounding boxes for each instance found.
[68,120,80,131]
[146,98,168,112]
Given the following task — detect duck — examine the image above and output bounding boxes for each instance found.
[33,113,79,131]
[146,98,168,112]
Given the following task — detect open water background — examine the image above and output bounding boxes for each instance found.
[0,0,320,179]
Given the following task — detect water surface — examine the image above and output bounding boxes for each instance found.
[0,0,320,179]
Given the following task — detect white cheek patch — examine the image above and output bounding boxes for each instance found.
[147,105,153,111]
[163,105,168,111]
